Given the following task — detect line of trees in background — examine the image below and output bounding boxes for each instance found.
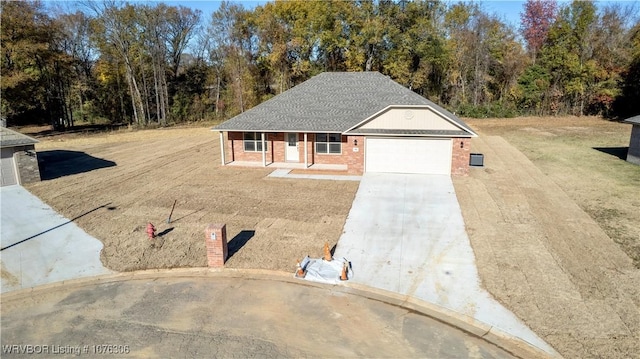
[1,0,639,128]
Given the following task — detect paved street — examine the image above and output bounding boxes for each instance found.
[1,275,515,358]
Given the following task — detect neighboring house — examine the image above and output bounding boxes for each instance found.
[213,72,477,176]
[0,127,41,186]
[625,115,640,165]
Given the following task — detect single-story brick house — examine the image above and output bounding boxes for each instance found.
[0,127,41,186]
[625,115,640,165]
[213,72,477,176]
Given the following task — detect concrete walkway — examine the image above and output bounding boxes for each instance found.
[0,185,112,293]
[333,173,557,356]
[268,168,362,181]
[1,271,515,358]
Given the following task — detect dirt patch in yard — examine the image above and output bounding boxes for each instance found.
[26,126,359,272]
[454,116,640,359]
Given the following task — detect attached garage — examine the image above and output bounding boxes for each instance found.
[1,147,18,186]
[350,106,477,175]
[365,137,452,175]
[0,127,41,186]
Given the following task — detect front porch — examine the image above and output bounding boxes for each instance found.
[217,131,365,175]
[225,161,348,171]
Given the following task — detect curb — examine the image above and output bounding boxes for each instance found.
[1,268,558,359]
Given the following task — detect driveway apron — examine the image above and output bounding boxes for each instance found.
[0,186,112,292]
[334,173,555,355]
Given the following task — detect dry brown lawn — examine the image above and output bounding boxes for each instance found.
[21,116,640,358]
[455,116,640,359]
[464,116,639,267]
[25,126,359,272]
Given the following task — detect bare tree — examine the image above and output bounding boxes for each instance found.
[165,6,201,79]
[87,0,145,124]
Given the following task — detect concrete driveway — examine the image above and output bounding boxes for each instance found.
[333,173,556,356]
[0,185,111,292]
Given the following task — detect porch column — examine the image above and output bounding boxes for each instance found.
[219,131,225,166]
[304,133,308,168]
[261,132,266,167]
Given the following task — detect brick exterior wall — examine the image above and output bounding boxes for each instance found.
[226,131,276,163]
[226,132,365,174]
[627,124,640,165]
[450,138,471,176]
[224,131,470,176]
[307,134,365,174]
[15,145,41,184]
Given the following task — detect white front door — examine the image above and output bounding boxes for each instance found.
[285,133,299,162]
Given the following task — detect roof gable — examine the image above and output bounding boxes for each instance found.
[345,105,477,137]
[213,72,475,135]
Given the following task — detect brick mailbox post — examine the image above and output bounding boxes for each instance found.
[205,224,228,268]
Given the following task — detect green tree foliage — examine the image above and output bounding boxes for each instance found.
[1,1,70,126]
[2,0,639,126]
[517,64,551,115]
[343,0,389,72]
[384,0,448,98]
[443,2,526,116]
[519,0,637,117]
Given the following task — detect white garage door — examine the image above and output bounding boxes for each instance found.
[1,148,18,186]
[365,137,452,175]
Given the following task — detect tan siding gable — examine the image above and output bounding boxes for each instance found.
[358,107,460,131]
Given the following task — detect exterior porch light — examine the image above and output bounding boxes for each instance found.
[460,141,464,148]
[354,139,358,146]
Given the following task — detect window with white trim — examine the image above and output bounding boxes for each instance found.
[315,133,341,154]
[243,132,267,152]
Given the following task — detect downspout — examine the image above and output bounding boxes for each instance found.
[304,133,308,168]
[261,132,266,167]
[219,131,225,166]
